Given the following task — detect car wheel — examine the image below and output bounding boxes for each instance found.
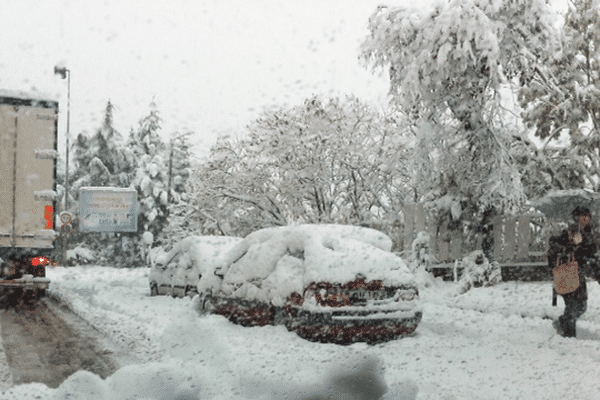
[272,306,289,326]
[172,286,185,298]
[185,285,198,298]
[202,294,216,313]
[150,283,158,297]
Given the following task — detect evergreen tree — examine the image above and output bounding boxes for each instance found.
[129,101,167,244]
[134,99,165,157]
[161,132,193,246]
[166,132,192,203]
[68,101,139,266]
[62,100,193,266]
[71,100,136,193]
[129,101,192,247]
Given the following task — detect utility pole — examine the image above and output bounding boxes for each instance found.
[54,65,72,265]
[53,65,70,211]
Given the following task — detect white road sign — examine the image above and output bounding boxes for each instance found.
[79,187,138,232]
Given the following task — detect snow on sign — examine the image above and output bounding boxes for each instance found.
[79,187,138,232]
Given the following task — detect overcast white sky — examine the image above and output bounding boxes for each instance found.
[1,0,568,159]
[0,0,408,157]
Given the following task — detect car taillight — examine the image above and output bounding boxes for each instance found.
[288,292,304,306]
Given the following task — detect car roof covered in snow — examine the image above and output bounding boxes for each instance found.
[164,235,243,268]
[214,224,415,306]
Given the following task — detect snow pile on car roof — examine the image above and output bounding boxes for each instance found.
[150,236,242,287]
[215,224,415,306]
[159,236,242,267]
[170,236,243,294]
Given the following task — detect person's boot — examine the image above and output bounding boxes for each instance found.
[558,317,576,338]
[552,319,566,337]
[564,321,577,338]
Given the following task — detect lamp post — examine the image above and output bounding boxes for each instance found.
[54,66,72,265]
[54,66,70,211]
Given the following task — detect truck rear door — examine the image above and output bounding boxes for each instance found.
[0,100,58,249]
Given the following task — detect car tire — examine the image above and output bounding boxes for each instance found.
[272,306,289,326]
[172,286,185,298]
[185,285,198,298]
[150,283,158,297]
[202,294,216,313]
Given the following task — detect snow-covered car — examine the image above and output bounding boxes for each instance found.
[149,236,243,297]
[197,224,422,344]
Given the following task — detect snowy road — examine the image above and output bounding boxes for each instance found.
[0,313,11,392]
[2,266,600,399]
[0,296,135,389]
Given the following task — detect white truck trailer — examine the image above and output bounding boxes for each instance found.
[0,92,58,297]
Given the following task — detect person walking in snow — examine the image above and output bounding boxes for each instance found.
[547,206,600,337]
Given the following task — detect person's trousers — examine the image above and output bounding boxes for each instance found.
[559,281,587,337]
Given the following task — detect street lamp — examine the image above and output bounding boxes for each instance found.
[54,66,70,211]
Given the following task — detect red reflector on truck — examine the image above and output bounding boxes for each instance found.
[44,206,54,229]
[32,257,51,267]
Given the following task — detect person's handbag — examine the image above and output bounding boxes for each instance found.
[553,254,580,295]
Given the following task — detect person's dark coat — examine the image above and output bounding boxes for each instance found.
[548,224,599,285]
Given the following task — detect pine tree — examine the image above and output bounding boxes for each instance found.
[68,101,139,266]
[166,132,192,203]
[161,132,193,246]
[129,102,167,244]
[135,100,165,157]
[71,100,136,192]
[129,101,192,247]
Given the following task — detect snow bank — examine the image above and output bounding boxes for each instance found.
[67,246,96,264]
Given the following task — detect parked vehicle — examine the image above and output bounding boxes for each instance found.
[0,92,58,299]
[151,225,422,344]
[149,236,243,298]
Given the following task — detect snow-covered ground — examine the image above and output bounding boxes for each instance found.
[3,265,600,400]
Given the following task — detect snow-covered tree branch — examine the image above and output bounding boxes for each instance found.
[361,0,559,214]
[520,0,600,190]
[189,96,412,244]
